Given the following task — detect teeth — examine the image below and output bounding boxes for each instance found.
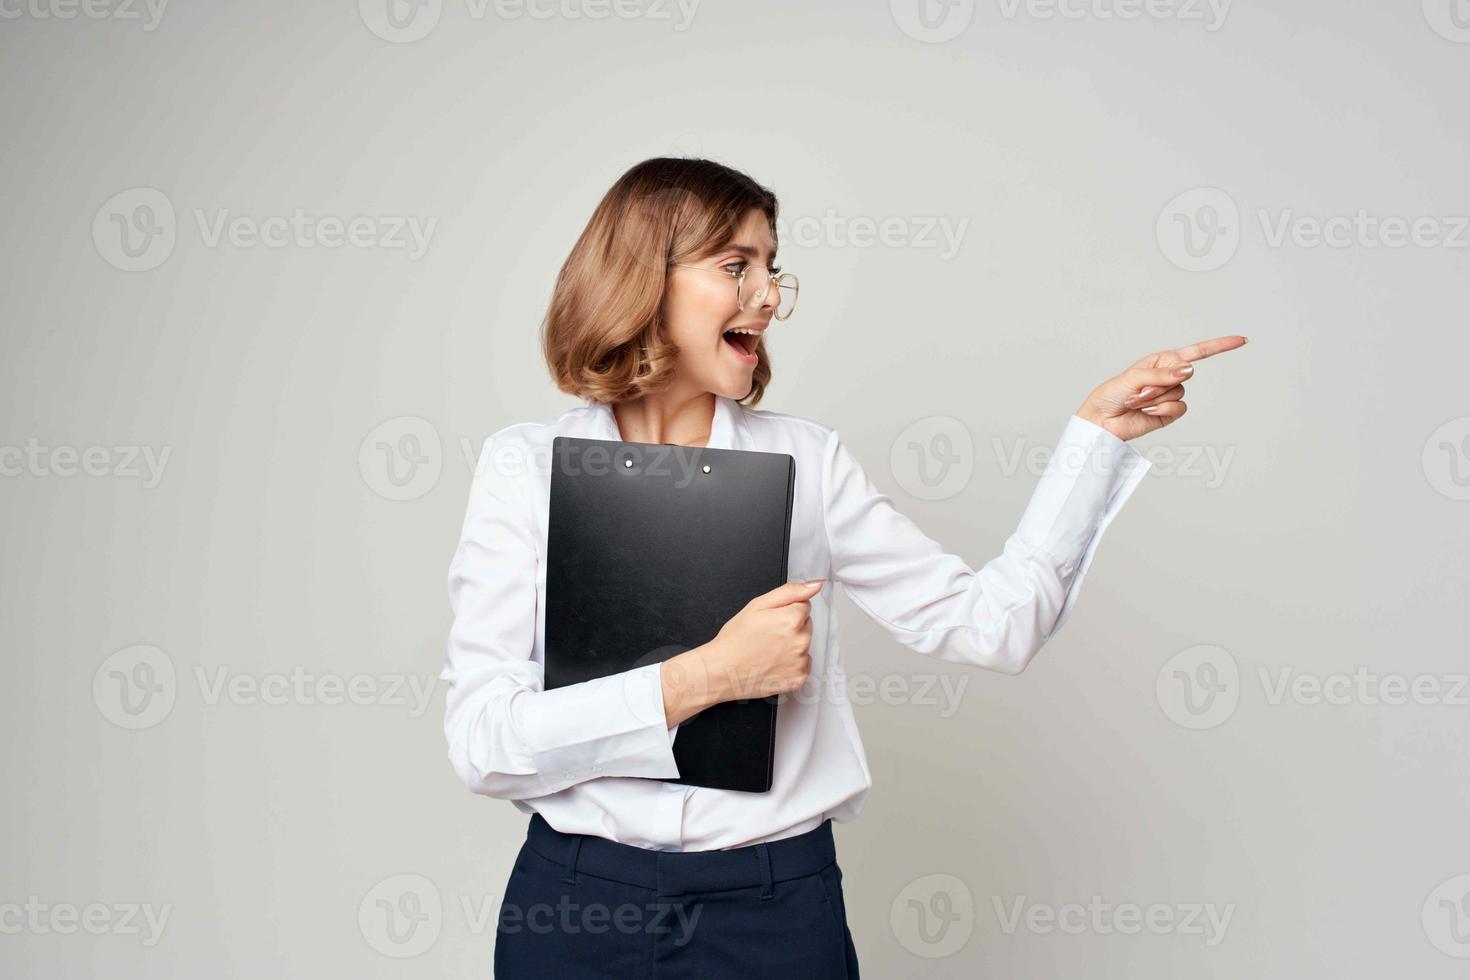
[727,328,761,335]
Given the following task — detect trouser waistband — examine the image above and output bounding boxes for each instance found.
[524,812,836,898]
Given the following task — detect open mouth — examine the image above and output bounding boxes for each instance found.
[721,329,760,360]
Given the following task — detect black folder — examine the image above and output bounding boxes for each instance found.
[543,435,796,793]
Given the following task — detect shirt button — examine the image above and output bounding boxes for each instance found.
[563,771,575,779]
[592,765,603,773]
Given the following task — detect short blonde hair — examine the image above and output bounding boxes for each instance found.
[541,157,779,407]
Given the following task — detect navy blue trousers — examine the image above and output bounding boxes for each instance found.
[494,812,860,978]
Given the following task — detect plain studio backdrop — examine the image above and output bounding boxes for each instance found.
[2,1,1467,976]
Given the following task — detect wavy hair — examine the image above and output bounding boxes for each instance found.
[540,157,779,406]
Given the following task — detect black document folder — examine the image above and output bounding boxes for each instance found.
[543,435,796,793]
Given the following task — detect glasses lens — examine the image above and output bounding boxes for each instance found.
[774,274,798,319]
[738,268,799,319]
[737,266,770,313]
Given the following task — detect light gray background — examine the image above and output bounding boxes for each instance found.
[3,0,1468,976]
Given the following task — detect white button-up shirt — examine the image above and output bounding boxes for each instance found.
[442,395,1151,851]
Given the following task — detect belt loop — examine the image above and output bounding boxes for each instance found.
[756,843,773,901]
[561,834,584,885]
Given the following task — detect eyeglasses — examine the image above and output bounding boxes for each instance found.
[670,261,800,320]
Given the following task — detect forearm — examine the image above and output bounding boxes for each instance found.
[659,642,733,727]
[444,662,682,799]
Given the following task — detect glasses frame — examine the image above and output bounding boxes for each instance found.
[669,261,800,321]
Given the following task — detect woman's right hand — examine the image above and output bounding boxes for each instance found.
[660,579,825,726]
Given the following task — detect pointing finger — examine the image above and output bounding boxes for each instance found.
[1169,335,1248,363]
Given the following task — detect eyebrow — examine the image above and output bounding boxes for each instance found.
[723,243,779,265]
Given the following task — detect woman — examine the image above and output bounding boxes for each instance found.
[441,157,1246,978]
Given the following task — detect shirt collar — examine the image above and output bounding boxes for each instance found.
[582,394,744,450]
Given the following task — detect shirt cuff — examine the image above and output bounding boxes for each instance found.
[520,661,682,783]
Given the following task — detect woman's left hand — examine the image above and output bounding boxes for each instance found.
[1075,335,1248,442]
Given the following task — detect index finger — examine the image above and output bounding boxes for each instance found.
[1170,335,1248,363]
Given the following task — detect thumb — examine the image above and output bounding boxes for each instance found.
[750,579,826,609]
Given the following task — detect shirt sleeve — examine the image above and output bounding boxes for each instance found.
[441,429,683,801]
[821,415,1151,675]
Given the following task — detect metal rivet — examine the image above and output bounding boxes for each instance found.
[702,464,711,473]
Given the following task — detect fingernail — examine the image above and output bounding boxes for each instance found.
[804,579,826,588]
[1140,405,1164,415]
[1174,365,1194,378]
[1129,387,1156,403]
